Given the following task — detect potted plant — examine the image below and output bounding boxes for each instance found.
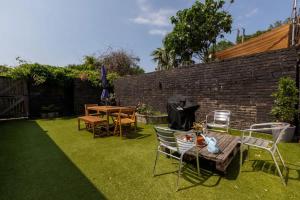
[41,104,59,118]
[271,77,299,141]
[135,103,168,124]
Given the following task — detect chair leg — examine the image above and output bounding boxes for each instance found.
[176,156,183,192]
[114,123,118,135]
[134,123,136,133]
[92,124,96,138]
[270,152,286,186]
[246,146,250,161]
[120,124,122,138]
[240,144,243,173]
[276,147,286,169]
[153,149,159,176]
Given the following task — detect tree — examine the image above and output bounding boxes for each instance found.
[151,48,177,70]
[67,49,145,76]
[83,56,98,70]
[164,0,232,64]
[210,40,234,52]
[98,49,144,76]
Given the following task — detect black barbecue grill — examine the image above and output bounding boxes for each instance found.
[167,95,199,131]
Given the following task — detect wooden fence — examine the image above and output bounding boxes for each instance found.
[0,77,29,119]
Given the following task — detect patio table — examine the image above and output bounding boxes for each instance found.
[176,131,240,173]
[87,106,130,134]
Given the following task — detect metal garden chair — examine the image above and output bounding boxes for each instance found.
[153,126,200,191]
[240,122,290,185]
[205,110,231,133]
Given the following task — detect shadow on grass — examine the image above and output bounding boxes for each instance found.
[240,149,300,185]
[0,120,107,200]
[126,126,151,139]
[154,151,243,192]
[179,163,222,191]
[246,160,300,184]
[111,126,150,139]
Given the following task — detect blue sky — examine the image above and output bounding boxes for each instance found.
[0,0,293,72]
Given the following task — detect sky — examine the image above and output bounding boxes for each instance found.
[0,0,294,72]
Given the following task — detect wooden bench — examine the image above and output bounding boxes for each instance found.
[78,116,108,138]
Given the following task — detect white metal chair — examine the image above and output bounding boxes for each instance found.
[205,110,231,133]
[153,126,200,191]
[240,122,290,186]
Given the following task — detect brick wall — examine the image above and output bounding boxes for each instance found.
[114,47,299,129]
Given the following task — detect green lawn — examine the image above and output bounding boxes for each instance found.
[0,118,300,200]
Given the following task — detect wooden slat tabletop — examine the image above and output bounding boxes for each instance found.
[183,131,240,162]
[87,106,129,112]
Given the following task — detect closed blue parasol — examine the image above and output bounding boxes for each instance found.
[101,66,109,101]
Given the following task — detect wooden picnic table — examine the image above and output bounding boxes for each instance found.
[176,131,240,173]
[87,106,130,134]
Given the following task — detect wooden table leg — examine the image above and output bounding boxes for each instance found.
[106,111,110,135]
[93,123,95,138]
[78,119,80,130]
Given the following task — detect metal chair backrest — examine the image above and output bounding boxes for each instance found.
[84,104,98,116]
[174,132,196,154]
[270,123,290,145]
[213,110,231,124]
[248,122,290,146]
[154,126,177,149]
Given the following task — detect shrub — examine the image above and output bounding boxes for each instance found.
[271,77,299,124]
[136,103,154,115]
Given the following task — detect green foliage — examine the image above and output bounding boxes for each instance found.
[209,40,234,55]
[164,0,232,64]
[2,48,142,87]
[7,63,73,86]
[271,77,299,124]
[151,47,177,70]
[136,103,154,115]
[0,65,12,76]
[107,72,120,85]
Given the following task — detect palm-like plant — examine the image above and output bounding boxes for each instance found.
[151,48,174,71]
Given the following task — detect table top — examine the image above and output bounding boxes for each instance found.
[87,106,131,112]
[177,131,240,162]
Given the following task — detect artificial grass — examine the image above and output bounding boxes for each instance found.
[0,118,300,200]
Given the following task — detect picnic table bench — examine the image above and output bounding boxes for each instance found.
[78,115,107,138]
